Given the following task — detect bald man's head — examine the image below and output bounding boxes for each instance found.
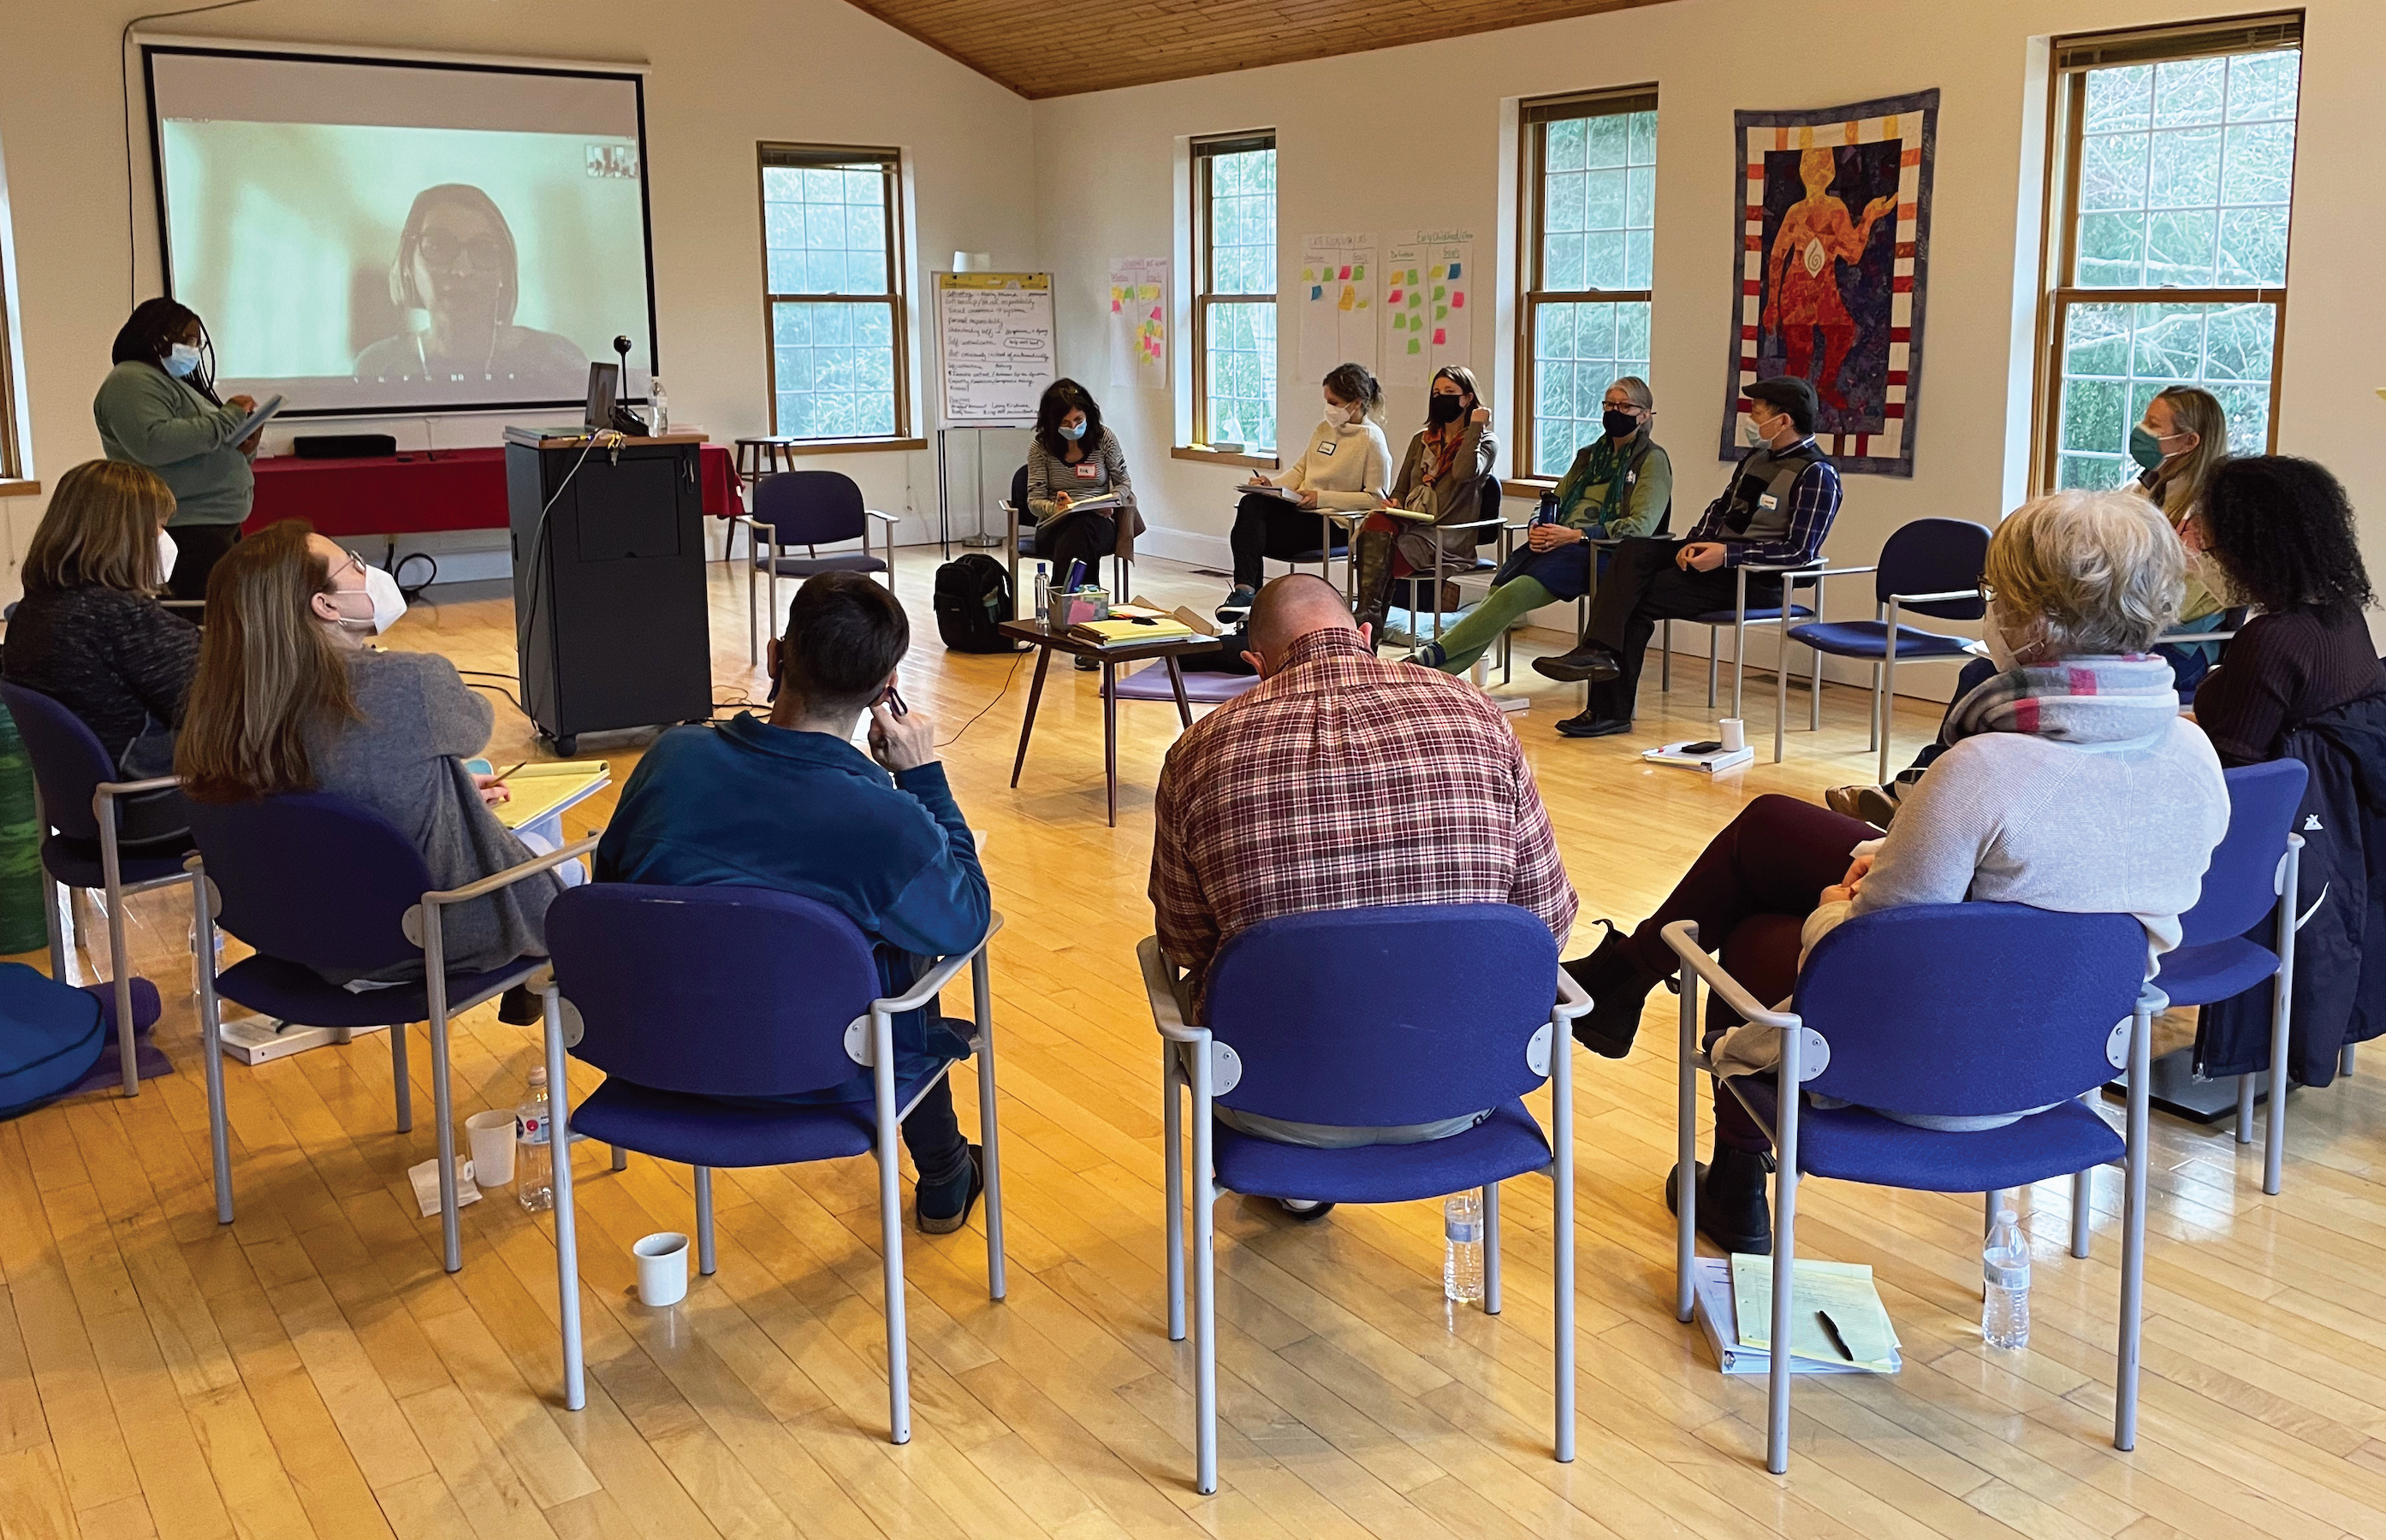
[1244,573,1358,674]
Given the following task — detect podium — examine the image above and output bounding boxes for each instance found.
[504,431,712,755]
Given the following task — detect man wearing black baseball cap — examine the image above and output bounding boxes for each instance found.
[1534,375,1843,737]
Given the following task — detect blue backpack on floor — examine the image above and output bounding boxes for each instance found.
[0,962,106,1120]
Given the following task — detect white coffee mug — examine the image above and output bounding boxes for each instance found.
[1718,717,1747,753]
[465,1110,516,1186]
[634,1232,690,1306]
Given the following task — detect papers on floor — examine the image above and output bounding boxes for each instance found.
[215,1014,388,1066]
[1644,739,1755,773]
[408,1156,483,1217]
[1687,1254,1902,1375]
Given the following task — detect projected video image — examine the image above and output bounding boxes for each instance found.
[157,119,651,413]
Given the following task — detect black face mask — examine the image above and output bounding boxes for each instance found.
[1603,409,1640,440]
[1427,392,1465,425]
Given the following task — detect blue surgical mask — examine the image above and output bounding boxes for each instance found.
[1742,418,1772,448]
[164,343,203,379]
[1059,420,1086,441]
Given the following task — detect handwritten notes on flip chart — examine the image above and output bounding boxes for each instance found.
[935,272,1057,427]
[1107,257,1169,391]
[1297,233,1377,382]
[1382,228,1473,388]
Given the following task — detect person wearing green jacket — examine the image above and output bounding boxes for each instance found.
[93,299,260,602]
[1409,376,1672,677]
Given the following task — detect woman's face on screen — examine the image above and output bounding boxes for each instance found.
[413,201,507,328]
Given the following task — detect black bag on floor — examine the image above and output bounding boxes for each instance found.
[934,554,1023,653]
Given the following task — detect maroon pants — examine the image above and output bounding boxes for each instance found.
[1624,795,1876,1151]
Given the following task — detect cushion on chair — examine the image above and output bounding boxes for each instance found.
[1786,619,1974,660]
[1729,1080,2124,1190]
[567,1069,953,1168]
[1690,606,1815,625]
[1107,668,1261,705]
[2151,935,2280,1010]
[214,953,540,1028]
[753,553,887,578]
[1210,1099,1552,1204]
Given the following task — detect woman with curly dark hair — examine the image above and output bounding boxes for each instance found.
[2190,455,2386,766]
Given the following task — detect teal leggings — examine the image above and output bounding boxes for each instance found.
[1429,576,1561,674]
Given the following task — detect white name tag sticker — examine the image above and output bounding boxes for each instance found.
[1075,463,1099,480]
[1758,493,1780,511]
[1624,471,1637,485]
[1315,441,1335,457]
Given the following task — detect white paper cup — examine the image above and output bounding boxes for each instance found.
[465,1111,516,1187]
[634,1232,690,1306]
[1718,717,1747,753]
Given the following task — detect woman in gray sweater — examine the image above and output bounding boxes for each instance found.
[176,521,569,984]
[1565,489,2229,1255]
[94,299,261,603]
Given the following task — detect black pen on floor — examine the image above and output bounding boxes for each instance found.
[1818,1309,1856,1362]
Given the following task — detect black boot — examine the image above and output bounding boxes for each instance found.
[1561,921,1665,1057]
[1665,1144,1775,1255]
[1352,528,1397,643]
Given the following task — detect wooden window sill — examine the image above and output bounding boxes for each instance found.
[1172,445,1279,471]
[775,437,928,456]
[1502,477,1557,498]
[0,478,39,498]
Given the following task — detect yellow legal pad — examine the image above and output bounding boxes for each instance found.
[1729,1253,1902,1372]
[496,761,612,831]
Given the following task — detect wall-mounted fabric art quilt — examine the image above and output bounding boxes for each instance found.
[1720,89,1938,477]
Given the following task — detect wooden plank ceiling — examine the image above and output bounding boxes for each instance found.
[842,0,1676,98]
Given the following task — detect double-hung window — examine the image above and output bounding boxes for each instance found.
[1191,133,1278,456]
[2038,16,2300,489]
[758,144,908,443]
[1518,89,1658,479]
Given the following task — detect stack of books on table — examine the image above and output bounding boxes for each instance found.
[1067,606,1199,646]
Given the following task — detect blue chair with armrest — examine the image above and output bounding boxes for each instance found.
[537,885,1005,1440]
[746,469,899,662]
[1665,902,2160,1473]
[1141,903,1589,1494]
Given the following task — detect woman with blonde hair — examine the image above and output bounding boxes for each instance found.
[1567,489,2228,1254]
[2133,385,2231,691]
[177,521,569,984]
[4,461,199,826]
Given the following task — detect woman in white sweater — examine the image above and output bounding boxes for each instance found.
[1220,363,1391,613]
[1565,489,2229,1255]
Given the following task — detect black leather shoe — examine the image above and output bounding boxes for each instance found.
[917,1145,984,1235]
[1533,645,1622,683]
[1665,1147,1776,1255]
[497,984,542,1025]
[1563,923,1664,1058]
[1554,711,1632,738]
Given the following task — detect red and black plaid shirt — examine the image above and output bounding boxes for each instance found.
[1149,627,1577,1017]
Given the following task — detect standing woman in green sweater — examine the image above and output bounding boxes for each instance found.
[94,299,262,603]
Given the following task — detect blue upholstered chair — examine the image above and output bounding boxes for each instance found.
[2166,759,2308,1194]
[538,886,1005,1442]
[0,680,196,1096]
[1778,517,1991,775]
[1661,559,1830,721]
[183,792,588,1270]
[1140,903,1590,1494]
[745,470,899,661]
[1664,903,2161,1473]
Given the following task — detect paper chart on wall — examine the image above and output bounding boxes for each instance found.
[1381,229,1473,388]
[1107,257,1169,390]
[1297,233,1377,383]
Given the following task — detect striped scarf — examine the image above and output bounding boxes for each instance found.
[1891,654,2180,799]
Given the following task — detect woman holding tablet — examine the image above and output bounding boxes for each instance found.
[94,299,263,603]
[1220,363,1391,614]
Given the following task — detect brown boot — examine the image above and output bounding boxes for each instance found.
[1352,528,1396,644]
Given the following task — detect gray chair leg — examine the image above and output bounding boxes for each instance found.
[545,990,585,1411]
[2115,1005,2152,1451]
[1191,1051,1220,1496]
[390,1021,413,1133]
[194,868,234,1226]
[972,951,1006,1300]
[2235,1075,2256,1146]
[1661,619,1672,692]
[612,1145,628,1172]
[1481,1182,1501,1317]
[695,1165,716,1276]
[1164,1043,1185,1342]
[2070,1167,2092,1259]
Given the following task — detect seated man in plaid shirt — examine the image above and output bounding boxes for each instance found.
[1149,575,1577,1215]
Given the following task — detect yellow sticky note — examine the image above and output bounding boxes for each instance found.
[1338,285,1355,311]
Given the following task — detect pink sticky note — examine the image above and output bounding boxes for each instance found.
[1338,264,1351,280]
[1386,287,1404,303]
[1451,292,1466,310]
[1433,328,1447,346]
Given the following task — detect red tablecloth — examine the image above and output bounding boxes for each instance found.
[247,442,743,536]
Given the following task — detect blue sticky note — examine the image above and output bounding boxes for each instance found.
[1447,261,1462,279]
[1311,284,1324,299]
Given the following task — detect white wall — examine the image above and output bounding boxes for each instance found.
[1034,0,2386,677]
[0,0,1036,593]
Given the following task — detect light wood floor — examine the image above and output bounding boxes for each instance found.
[3,548,2383,1540]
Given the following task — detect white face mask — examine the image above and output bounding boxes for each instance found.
[1326,402,1361,429]
[1983,596,2045,672]
[360,560,408,634]
[155,528,178,585]
[1743,417,1774,449]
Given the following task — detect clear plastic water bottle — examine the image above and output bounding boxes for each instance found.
[1443,1191,1484,1303]
[1032,563,1050,624]
[1982,1205,2030,1348]
[517,1066,555,1213]
[647,376,669,435]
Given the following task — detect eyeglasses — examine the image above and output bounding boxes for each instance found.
[416,232,507,270]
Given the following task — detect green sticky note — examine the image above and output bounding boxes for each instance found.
[1407,338,1422,354]
[1433,285,1447,301]
[1435,305,1448,320]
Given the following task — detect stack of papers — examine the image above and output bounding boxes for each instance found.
[1688,1254,1902,1375]
[1069,613,1198,646]
[1644,739,1755,773]
[495,760,611,831]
